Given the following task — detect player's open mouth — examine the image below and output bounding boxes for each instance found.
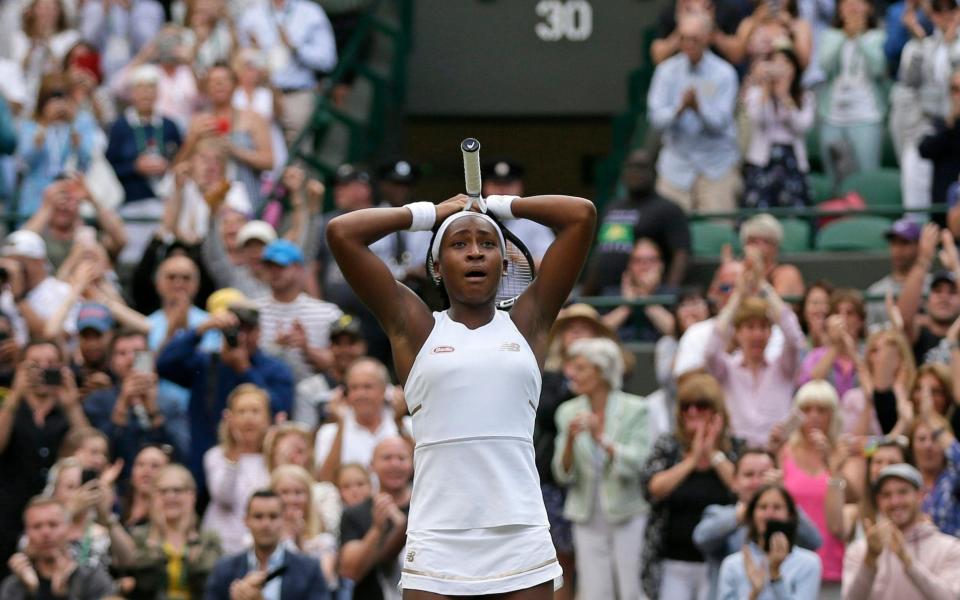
[465,270,486,280]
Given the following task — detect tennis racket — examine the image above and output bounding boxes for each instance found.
[459,138,536,310]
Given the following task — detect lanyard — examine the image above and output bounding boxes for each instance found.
[132,119,164,156]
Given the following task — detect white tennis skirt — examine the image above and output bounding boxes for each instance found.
[400,524,563,595]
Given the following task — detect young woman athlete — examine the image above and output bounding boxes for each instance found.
[326,191,596,599]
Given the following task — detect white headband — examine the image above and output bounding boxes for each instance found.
[430,211,506,263]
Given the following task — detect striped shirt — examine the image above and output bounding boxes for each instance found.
[257,294,342,382]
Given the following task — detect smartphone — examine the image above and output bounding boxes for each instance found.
[262,565,288,584]
[42,368,63,386]
[133,351,154,374]
[780,408,806,439]
[764,518,797,551]
[80,468,99,485]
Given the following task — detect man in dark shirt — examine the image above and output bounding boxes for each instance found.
[0,342,88,577]
[582,149,691,295]
[339,436,412,600]
[0,497,113,598]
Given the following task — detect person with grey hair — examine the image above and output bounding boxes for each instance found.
[552,337,655,600]
[740,214,805,298]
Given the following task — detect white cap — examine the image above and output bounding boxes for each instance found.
[1,230,46,259]
[237,220,277,246]
[129,64,162,87]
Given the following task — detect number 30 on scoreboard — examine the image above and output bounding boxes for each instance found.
[534,0,593,42]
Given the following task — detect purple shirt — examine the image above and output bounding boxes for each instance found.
[797,347,859,399]
[705,307,806,447]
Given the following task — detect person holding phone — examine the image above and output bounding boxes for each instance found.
[717,484,821,600]
[205,489,329,600]
[0,341,88,577]
[83,329,184,476]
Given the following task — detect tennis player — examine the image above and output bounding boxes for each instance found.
[325,190,596,599]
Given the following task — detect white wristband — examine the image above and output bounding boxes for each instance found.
[485,195,517,220]
[405,201,436,231]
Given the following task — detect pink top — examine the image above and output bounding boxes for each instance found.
[782,448,844,582]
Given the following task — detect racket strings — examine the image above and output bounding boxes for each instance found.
[497,238,534,304]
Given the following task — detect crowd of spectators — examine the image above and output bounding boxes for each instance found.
[3,0,960,598]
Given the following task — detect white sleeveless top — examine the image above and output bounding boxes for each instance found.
[403,310,548,531]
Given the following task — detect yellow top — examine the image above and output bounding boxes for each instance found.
[164,542,189,600]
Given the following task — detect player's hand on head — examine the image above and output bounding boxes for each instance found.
[435,194,472,221]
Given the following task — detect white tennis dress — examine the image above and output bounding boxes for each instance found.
[400,310,562,595]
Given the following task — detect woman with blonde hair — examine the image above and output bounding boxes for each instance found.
[202,383,270,553]
[270,465,337,590]
[552,337,653,600]
[773,380,857,598]
[123,464,221,599]
[263,422,342,539]
[839,329,916,436]
[640,372,743,599]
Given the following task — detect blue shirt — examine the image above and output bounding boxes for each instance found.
[16,116,97,216]
[148,305,221,411]
[647,50,740,190]
[155,328,294,491]
[237,0,337,90]
[718,543,822,600]
[247,545,286,600]
[885,2,933,78]
[921,439,960,536]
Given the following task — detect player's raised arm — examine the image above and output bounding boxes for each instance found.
[507,194,597,354]
[324,195,470,378]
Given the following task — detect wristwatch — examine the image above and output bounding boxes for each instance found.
[711,450,728,467]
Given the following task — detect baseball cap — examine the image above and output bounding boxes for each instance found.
[378,159,420,185]
[236,220,277,247]
[931,270,957,288]
[335,164,372,186]
[1,230,47,260]
[884,218,921,242]
[873,463,923,495]
[330,314,363,339]
[481,158,525,182]
[77,302,114,333]
[262,240,304,266]
[206,288,254,315]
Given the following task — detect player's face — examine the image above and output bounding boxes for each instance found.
[437,216,504,306]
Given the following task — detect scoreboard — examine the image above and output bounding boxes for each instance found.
[406,0,659,116]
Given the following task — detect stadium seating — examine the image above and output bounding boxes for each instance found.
[815,215,893,251]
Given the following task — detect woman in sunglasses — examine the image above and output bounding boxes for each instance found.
[640,372,744,600]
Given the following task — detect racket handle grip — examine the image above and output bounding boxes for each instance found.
[461,138,482,198]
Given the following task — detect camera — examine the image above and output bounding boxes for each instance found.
[223,326,240,348]
[42,368,63,386]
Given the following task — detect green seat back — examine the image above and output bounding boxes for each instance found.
[815,216,893,251]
